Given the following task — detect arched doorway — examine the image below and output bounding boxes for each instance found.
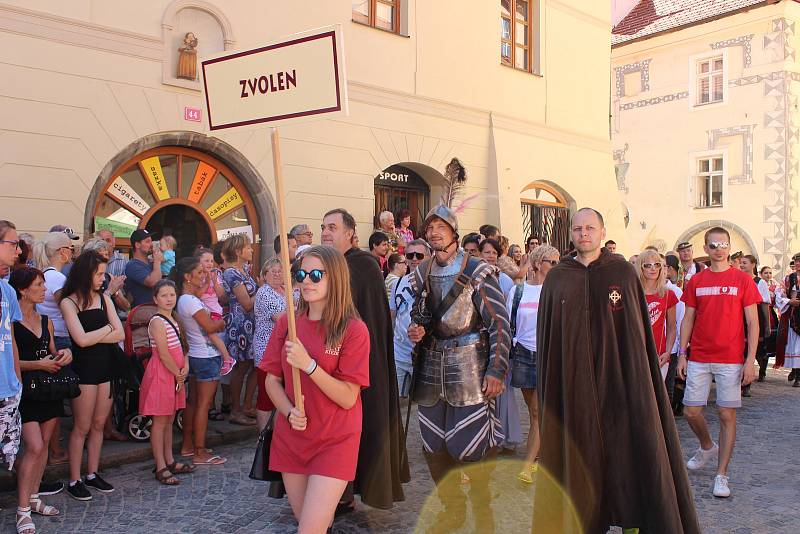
[374,164,431,233]
[91,145,263,264]
[520,182,572,253]
[674,220,759,264]
[143,203,213,259]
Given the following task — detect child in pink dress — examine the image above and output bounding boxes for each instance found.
[140,280,194,485]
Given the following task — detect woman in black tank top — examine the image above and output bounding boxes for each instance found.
[59,251,124,501]
[9,267,74,532]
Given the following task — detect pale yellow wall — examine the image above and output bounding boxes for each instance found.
[612,1,800,268]
[0,0,619,249]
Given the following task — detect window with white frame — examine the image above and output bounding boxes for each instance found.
[696,55,724,105]
[696,156,724,207]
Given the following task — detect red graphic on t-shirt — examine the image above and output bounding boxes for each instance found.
[682,268,762,364]
[646,291,679,354]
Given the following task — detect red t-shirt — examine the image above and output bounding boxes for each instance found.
[259,314,370,481]
[646,290,679,354]
[682,267,762,364]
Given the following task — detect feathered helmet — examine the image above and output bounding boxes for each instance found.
[423,158,471,235]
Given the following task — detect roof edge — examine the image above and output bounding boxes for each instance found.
[612,0,776,49]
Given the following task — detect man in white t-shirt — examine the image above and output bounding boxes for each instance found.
[390,239,430,397]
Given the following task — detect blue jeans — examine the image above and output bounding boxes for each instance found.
[189,356,222,382]
[396,360,412,398]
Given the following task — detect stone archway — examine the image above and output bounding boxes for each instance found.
[373,161,446,233]
[519,180,576,252]
[84,131,277,254]
[674,219,758,258]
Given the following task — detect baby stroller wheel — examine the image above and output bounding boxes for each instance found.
[175,409,184,431]
[127,415,152,442]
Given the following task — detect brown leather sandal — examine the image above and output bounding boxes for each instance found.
[155,468,179,486]
[167,461,196,474]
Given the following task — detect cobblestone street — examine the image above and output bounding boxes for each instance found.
[2,367,798,533]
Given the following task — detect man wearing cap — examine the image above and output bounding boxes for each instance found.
[50,225,79,276]
[124,229,163,307]
[730,250,743,270]
[677,241,706,289]
[289,224,313,246]
[407,204,510,531]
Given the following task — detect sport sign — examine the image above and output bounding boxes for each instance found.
[201,26,347,131]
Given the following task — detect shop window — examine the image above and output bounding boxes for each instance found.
[501,0,539,74]
[352,0,403,34]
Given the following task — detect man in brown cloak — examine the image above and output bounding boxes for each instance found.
[321,208,410,511]
[533,208,700,534]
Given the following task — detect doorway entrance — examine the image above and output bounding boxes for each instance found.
[145,203,212,259]
[91,145,263,266]
[374,164,430,234]
[520,182,571,253]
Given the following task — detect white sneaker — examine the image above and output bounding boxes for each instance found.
[713,474,731,497]
[687,442,719,470]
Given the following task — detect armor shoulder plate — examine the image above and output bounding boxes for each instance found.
[470,259,495,286]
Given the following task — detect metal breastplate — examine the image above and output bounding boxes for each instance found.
[413,251,487,407]
[427,252,481,338]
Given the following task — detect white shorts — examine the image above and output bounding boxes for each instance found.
[683,361,743,408]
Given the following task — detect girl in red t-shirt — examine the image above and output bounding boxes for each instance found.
[637,250,678,380]
[261,245,369,533]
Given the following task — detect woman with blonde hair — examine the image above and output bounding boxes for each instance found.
[636,249,679,381]
[32,233,74,352]
[508,244,559,483]
[261,245,370,533]
[252,258,288,430]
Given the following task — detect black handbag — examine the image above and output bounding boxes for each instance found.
[249,411,282,482]
[22,367,81,402]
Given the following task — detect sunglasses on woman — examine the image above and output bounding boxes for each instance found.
[405,252,425,260]
[294,269,326,283]
[642,262,662,269]
[541,259,559,266]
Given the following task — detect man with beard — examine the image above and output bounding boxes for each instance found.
[320,208,409,511]
[534,207,700,533]
[407,205,510,532]
[124,229,163,307]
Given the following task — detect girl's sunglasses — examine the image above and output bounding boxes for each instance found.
[541,259,559,266]
[294,269,326,283]
[642,262,662,269]
[405,252,425,260]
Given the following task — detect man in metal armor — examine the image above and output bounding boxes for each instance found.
[408,204,511,532]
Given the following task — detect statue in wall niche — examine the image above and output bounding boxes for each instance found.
[177,32,198,80]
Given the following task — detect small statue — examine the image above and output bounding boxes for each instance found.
[177,32,198,80]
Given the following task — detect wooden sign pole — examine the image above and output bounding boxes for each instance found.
[271,128,303,414]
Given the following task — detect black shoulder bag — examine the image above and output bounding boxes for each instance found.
[22,316,81,402]
[249,410,283,482]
